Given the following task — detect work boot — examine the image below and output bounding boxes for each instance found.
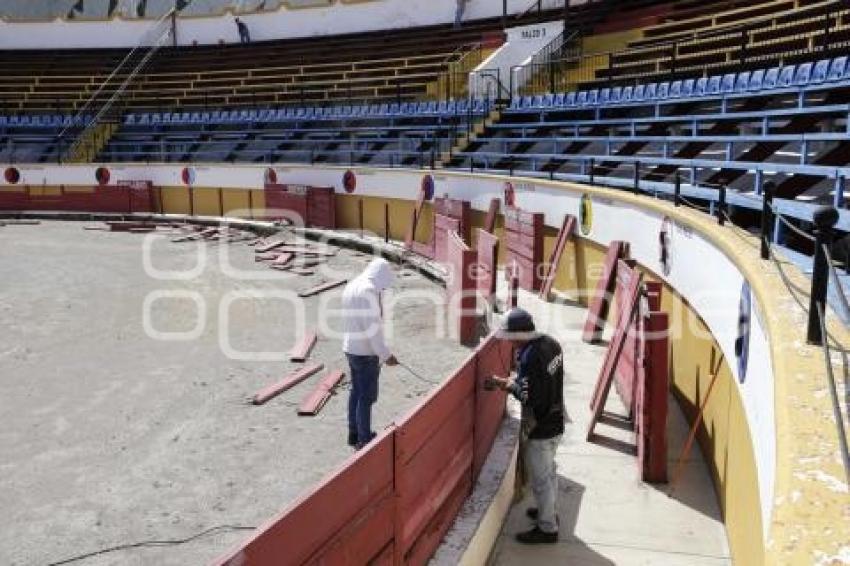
[515,526,558,545]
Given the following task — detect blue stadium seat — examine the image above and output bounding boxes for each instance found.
[542,94,554,107]
[620,86,633,103]
[564,92,577,107]
[733,71,750,93]
[644,83,657,100]
[747,69,764,90]
[827,56,847,81]
[554,93,565,106]
[632,84,646,102]
[680,79,694,97]
[200,111,211,123]
[150,113,162,125]
[763,67,780,89]
[720,73,736,94]
[585,89,598,105]
[610,87,622,103]
[793,62,812,86]
[179,112,192,123]
[124,114,136,125]
[189,112,202,123]
[425,102,437,114]
[706,76,721,95]
[576,91,588,105]
[598,88,610,105]
[0,116,7,127]
[456,99,469,113]
[472,99,487,113]
[668,81,682,98]
[777,65,796,88]
[656,82,669,100]
[436,101,447,114]
[163,113,175,124]
[530,95,543,108]
[694,77,708,96]
[811,59,830,84]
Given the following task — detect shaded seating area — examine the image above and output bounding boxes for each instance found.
[448,55,850,205]
[96,99,491,166]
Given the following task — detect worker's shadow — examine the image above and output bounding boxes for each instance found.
[489,474,615,565]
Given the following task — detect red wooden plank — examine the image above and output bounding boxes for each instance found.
[394,354,476,464]
[447,231,477,345]
[587,269,643,440]
[298,370,345,415]
[403,474,472,565]
[435,214,460,264]
[582,241,630,344]
[298,278,347,298]
[290,331,318,362]
[252,363,324,405]
[256,239,287,253]
[277,245,335,257]
[475,229,499,302]
[639,311,669,483]
[539,215,576,301]
[473,336,511,477]
[483,197,500,234]
[271,252,294,267]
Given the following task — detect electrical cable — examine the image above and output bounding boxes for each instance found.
[397,360,441,385]
[45,525,256,566]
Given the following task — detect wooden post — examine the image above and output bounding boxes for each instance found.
[384,202,390,243]
[358,199,364,237]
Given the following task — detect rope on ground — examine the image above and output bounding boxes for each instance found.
[397,361,441,386]
[770,203,817,242]
[678,195,711,213]
[45,525,256,566]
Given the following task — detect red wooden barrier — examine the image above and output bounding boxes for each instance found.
[503,207,544,292]
[582,240,630,343]
[216,334,510,566]
[264,184,335,228]
[539,214,576,301]
[434,214,460,264]
[447,231,477,346]
[434,197,471,244]
[587,267,643,440]
[638,311,669,482]
[0,183,157,213]
[475,228,499,303]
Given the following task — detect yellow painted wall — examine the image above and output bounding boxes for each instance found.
[161,186,191,215]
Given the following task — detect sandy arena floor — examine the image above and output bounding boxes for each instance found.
[0,221,471,566]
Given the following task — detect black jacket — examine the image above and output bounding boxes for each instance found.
[509,335,565,439]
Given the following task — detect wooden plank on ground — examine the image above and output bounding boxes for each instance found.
[256,239,287,253]
[290,331,318,362]
[298,278,347,297]
[297,370,346,415]
[271,252,294,267]
[252,363,324,405]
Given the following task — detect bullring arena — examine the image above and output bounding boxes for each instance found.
[0,2,849,566]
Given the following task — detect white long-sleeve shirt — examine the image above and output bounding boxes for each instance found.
[342,258,394,362]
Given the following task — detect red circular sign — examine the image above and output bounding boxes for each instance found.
[181,167,196,185]
[4,167,20,184]
[95,167,110,185]
[343,170,356,193]
[504,181,515,208]
[265,168,277,184]
[421,174,435,201]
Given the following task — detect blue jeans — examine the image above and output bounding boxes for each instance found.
[346,354,380,446]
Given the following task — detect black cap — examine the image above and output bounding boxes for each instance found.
[495,308,539,340]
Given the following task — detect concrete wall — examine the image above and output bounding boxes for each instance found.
[1,162,847,565]
[0,0,533,49]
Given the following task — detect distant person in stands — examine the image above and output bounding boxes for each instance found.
[454,0,468,28]
[235,17,251,44]
[487,308,565,545]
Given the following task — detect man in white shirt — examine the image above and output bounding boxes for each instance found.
[342,258,398,449]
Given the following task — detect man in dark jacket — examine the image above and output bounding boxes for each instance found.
[488,308,564,544]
